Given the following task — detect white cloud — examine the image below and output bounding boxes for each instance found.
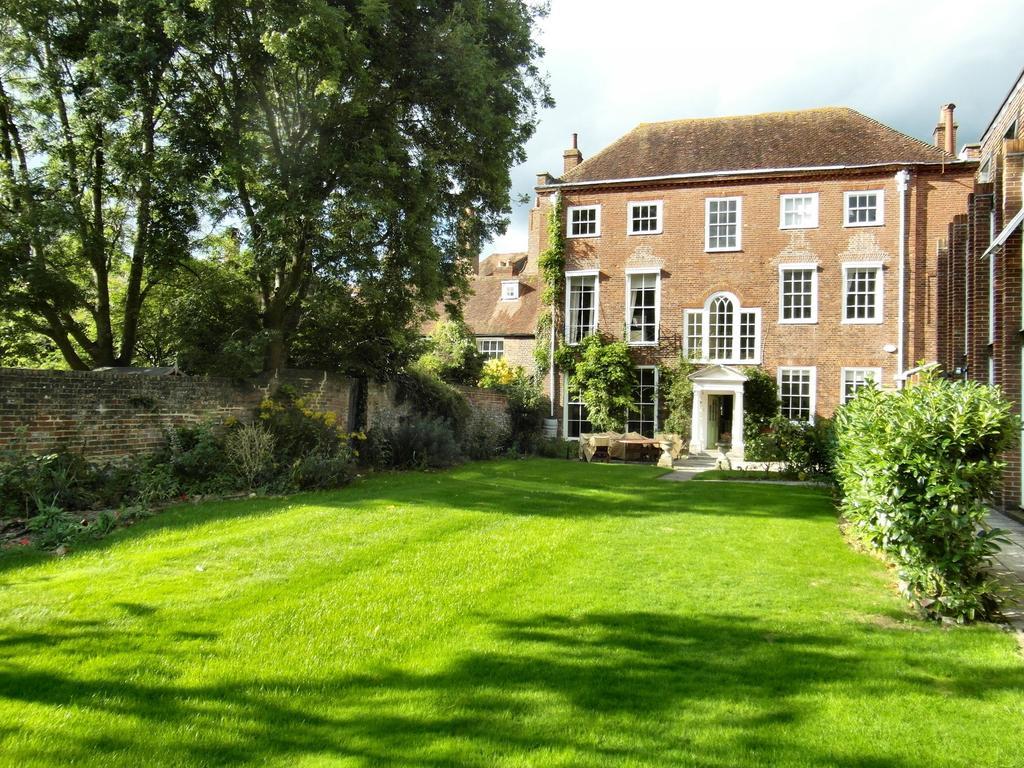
[486,0,1022,255]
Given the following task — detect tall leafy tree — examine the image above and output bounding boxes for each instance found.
[191,0,550,370]
[0,0,207,369]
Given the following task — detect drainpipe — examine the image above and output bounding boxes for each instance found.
[896,169,910,384]
[549,192,559,417]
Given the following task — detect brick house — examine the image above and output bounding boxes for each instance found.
[939,68,1024,509]
[526,107,975,455]
[425,251,543,377]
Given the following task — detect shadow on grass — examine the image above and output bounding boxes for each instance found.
[0,611,1020,766]
[0,459,835,577]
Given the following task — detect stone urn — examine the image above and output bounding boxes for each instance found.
[657,439,674,468]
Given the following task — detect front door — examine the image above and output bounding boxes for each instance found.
[706,395,719,450]
[706,394,734,450]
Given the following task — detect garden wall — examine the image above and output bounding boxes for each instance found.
[0,368,509,462]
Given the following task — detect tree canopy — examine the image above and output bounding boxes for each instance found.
[1,0,549,374]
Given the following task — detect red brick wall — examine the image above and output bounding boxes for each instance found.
[0,368,357,462]
[540,165,973,425]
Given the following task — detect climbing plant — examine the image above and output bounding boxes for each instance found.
[534,195,565,372]
[558,334,635,432]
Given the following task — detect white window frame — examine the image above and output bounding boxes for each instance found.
[843,190,885,228]
[684,292,761,365]
[779,193,819,230]
[778,366,817,424]
[567,204,601,239]
[477,337,504,359]
[778,263,818,324]
[500,280,519,301]
[627,200,663,236]
[683,308,704,359]
[841,261,884,325]
[626,366,659,437]
[840,367,882,405]
[625,267,661,346]
[564,269,599,345]
[705,196,743,252]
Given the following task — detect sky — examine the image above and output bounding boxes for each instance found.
[485,0,1023,255]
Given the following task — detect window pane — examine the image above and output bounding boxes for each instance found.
[842,368,878,404]
[708,296,734,360]
[478,339,504,359]
[781,268,814,320]
[739,311,757,360]
[626,367,657,437]
[627,273,658,343]
[685,311,704,358]
[566,384,591,438]
[707,198,739,249]
[779,368,812,422]
[567,275,597,343]
[845,267,878,320]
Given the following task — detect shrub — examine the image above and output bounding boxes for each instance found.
[532,437,575,459]
[834,373,1017,622]
[289,450,356,490]
[462,410,511,460]
[417,319,484,384]
[225,423,276,489]
[745,415,834,477]
[742,367,780,444]
[386,415,462,469]
[160,424,230,490]
[478,358,526,389]
[258,387,341,466]
[661,356,697,437]
[394,366,471,431]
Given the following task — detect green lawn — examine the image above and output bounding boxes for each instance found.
[0,459,1021,767]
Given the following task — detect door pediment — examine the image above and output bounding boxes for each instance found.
[687,364,748,384]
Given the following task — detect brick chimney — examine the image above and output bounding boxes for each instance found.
[933,104,957,155]
[563,133,583,174]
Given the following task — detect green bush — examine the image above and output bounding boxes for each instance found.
[160,424,230,490]
[461,411,511,461]
[417,319,484,385]
[559,334,635,432]
[394,366,471,432]
[745,415,834,477]
[370,415,462,470]
[742,367,780,444]
[288,450,356,490]
[661,356,697,437]
[834,373,1017,622]
[532,437,575,459]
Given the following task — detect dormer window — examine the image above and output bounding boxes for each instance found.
[501,280,519,301]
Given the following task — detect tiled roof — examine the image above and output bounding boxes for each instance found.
[558,107,957,184]
[423,252,541,338]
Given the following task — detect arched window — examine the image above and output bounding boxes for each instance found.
[683,293,761,364]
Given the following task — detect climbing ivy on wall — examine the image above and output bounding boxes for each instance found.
[534,195,565,372]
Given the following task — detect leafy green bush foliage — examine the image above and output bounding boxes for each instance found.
[834,373,1017,622]
[225,423,276,489]
[744,415,834,477]
[461,411,511,461]
[661,356,697,437]
[417,319,484,385]
[478,358,526,389]
[532,437,575,459]
[370,415,462,470]
[558,334,635,432]
[742,367,780,443]
[394,367,471,431]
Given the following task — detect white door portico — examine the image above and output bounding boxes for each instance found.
[688,365,747,459]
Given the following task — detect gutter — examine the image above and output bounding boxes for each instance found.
[896,169,910,384]
[539,159,974,190]
[980,205,1024,260]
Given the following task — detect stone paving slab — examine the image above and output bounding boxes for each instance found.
[989,510,1024,634]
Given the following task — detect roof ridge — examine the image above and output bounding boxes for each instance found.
[850,108,952,159]
[635,106,853,128]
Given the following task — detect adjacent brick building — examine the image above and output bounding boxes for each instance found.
[425,251,543,378]
[528,107,975,456]
[939,67,1024,510]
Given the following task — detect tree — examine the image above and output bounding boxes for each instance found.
[417,318,483,385]
[0,0,208,369]
[190,0,550,370]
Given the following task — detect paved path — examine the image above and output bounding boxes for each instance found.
[989,511,1024,633]
[658,455,717,482]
